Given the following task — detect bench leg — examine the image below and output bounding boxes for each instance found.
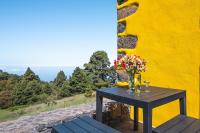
[134,106,139,131]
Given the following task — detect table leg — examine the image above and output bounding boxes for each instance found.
[134,106,139,131]
[143,106,152,133]
[96,93,103,122]
[180,93,186,115]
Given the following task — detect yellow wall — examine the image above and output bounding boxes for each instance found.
[117,0,200,126]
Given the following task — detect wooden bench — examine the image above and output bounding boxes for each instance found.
[52,116,121,133]
[153,115,200,133]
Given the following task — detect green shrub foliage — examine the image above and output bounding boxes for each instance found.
[0,51,117,109]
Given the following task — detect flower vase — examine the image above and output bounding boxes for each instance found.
[128,74,135,92]
[128,73,141,94]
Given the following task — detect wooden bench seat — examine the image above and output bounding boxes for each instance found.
[52,116,121,133]
[153,115,200,133]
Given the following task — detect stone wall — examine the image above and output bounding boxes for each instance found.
[116,1,139,82]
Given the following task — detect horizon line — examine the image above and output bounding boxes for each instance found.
[0,65,80,68]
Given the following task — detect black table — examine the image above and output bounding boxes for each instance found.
[96,86,186,133]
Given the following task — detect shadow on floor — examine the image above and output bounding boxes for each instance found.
[109,120,143,133]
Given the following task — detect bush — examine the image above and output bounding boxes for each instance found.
[84,87,94,97]
[16,109,26,116]
[95,82,109,89]
[0,90,12,109]
[13,80,42,105]
[41,83,53,95]
[70,67,94,93]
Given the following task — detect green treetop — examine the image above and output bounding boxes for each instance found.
[54,70,66,87]
[84,51,111,88]
[23,67,40,81]
[70,67,94,93]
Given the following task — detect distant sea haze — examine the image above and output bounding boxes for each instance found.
[0,66,76,82]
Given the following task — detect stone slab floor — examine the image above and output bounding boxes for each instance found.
[110,120,143,133]
[0,99,144,133]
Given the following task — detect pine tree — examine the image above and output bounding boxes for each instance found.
[84,51,111,88]
[54,71,66,87]
[70,67,94,93]
[23,67,40,81]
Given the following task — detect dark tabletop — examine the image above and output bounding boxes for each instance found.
[96,86,185,108]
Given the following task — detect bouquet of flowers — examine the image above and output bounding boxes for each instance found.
[114,55,146,73]
[114,55,146,92]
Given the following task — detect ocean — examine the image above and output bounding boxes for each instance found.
[0,66,76,82]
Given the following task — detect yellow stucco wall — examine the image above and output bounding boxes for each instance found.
[117,0,200,126]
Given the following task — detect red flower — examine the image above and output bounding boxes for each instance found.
[114,55,146,73]
[114,60,117,65]
[122,61,126,69]
[114,60,118,69]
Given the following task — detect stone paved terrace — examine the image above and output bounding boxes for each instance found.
[0,99,111,133]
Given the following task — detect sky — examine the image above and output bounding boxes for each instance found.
[0,0,117,67]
